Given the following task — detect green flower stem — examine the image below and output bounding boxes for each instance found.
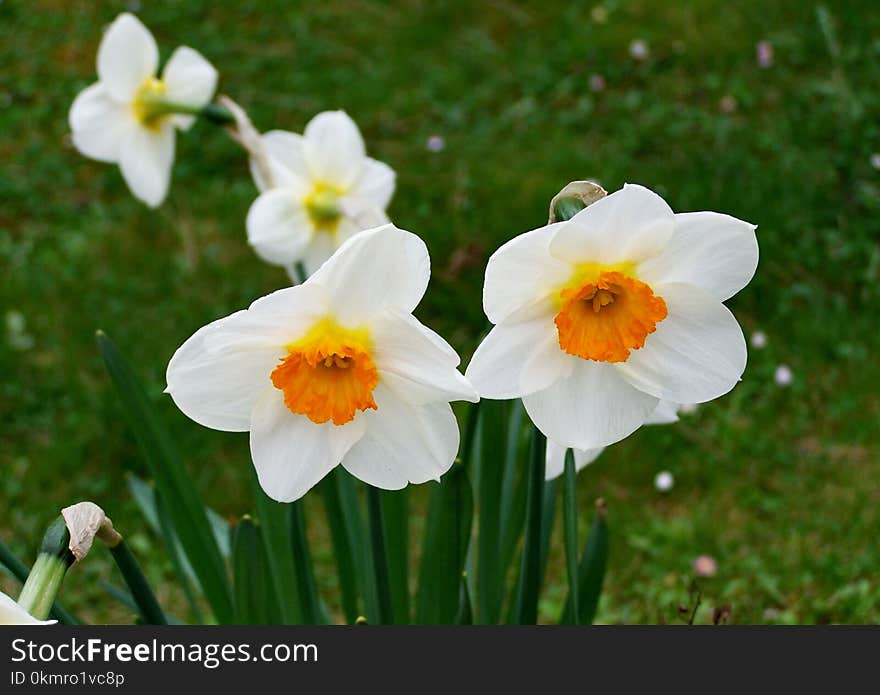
[0,538,79,624]
[562,450,580,624]
[140,94,235,126]
[513,425,547,624]
[17,518,75,620]
[107,538,167,625]
[366,486,394,624]
[553,196,588,221]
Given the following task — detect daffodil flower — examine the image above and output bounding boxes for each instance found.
[69,13,218,207]
[467,184,758,451]
[166,224,476,502]
[246,111,395,279]
[0,591,56,625]
[544,399,683,479]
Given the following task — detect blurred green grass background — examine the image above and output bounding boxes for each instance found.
[2,0,879,624]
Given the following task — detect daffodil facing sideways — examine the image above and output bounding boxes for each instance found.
[543,399,684,479]
[166,225,477,502]
[467,184,758,451]
[69,13,218,207]
[0,591,56,626]
[246,111,396,280]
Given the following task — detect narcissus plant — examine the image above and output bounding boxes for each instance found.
[467,184,758,451]
[166,224,477,502]
[68,13,218,207]
[246,110,396,280]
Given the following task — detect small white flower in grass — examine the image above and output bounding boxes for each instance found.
[693,555,718,577]
[774,364,793,387]
[426,134,445,152]
[545,399,682,479]
[0,591,56,625]
[246,111,395,281]
[629,39,649,61]
[756,40,774,68]
[466,184,758,451]
[68,13,217,207]
[654,470,674,492]
[750,330,767,349]
[719,95,737,114]
[166,225,477,502]
[870,153,880,171]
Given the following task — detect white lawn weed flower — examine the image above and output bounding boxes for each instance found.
[0,591,56,625]
[544,399,683,479]
[750,331,767,349]
[69,13,217,207]
[246,111,395,280]
[166,225,476,502]
[774,364,793,387]
[654,470,674,492]
[467,184,758,451]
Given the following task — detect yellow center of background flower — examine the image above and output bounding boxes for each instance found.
[132,76,167,128]
[303,183,343,233]
[271,318,378,425]
[554,270,667,363]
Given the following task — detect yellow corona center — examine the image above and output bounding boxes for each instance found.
[303,182,344,234]
[554,268,668,363]
[270,318,378,425]
[132,76,167,129]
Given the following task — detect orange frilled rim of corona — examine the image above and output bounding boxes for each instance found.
[271,319,378,425]
[554,270,668,363]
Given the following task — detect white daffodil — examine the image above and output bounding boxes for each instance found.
[166,224,476,502]
[467,184,757,451]
[544,399,683,479]
[246,111,395,280]
[69,13,217,207]
[0,591,56,625]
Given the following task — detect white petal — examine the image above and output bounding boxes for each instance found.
[482,223,571,324]
[465,312,573,399]
[165,310,284,432]
[250,130,310,192]
[644,399,681,425]
[250,389,365,502]
[549,183,675,265]
[298,233,336,279]
[246,188,314,266]
[0,591,56,625]
[523,360,659,450]
[303,110,366,189]
[309,224,429,325]
[97,13,159,101]
[616,282,747,404]
[162,46,218,131]
[371,309,477,405]
[346,157,395,210]
[544,440,604,480]
[638,211,759,302]
[68,82,134,162]
[341,386,458,489]
[245,281,330,333]
[118,121,175,207]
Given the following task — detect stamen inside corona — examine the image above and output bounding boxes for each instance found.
[271,319,378,425]
[303,182,343,233]
[554,270,667,363]
[132,76,167,129]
